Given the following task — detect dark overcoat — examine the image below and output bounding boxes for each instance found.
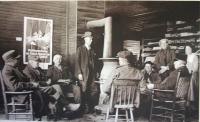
[23,64,45,84]
[140,70,161,94]
[47,66,73,85]
[75,45,97,92]
[2,64,32,92]
[154,66,190,100]
[47,65,81,103]
[2,64,37,105]
[154,47,176,70]
[23,64,57,95]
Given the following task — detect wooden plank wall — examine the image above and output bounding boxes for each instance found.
[105,1,200,55]
[0,1,77,69]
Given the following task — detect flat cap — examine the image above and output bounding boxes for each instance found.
[117,51,133,59]
[81,31,93,38]
[2,50,21,62]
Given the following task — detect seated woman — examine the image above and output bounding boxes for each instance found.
[46,54,81,111]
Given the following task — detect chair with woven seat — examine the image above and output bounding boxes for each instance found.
[149,70,191,122]
[0,71,34,120]
[106,79,140,122]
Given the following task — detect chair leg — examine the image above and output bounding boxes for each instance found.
[130,108,134,122]
[11,98,16,120]
[4,105,8,120]
[29,94,34,121]
[126,109,129,122]
[115,108,119,122]
[106,108,110,122]
[171,110,174,122]
[149,99,153,122]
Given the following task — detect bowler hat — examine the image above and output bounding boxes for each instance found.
[117,51,133,59]
[81,31,93,38]
[2,50,21,62]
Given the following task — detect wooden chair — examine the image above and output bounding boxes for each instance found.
[106,79,140,122]
[149,70,191,122]
[0,71,34,120]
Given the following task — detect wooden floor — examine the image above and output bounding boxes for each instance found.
[0,113,198,122]
[0,109,198,122]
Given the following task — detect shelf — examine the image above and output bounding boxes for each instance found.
[167,28,195,33]
[169,43,194,46]
[166,34,200,39]
[143,50,158,53]
[143,37,162,42]
[144,44,158,47]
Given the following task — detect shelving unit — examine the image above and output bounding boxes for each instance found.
[141,19,200,63]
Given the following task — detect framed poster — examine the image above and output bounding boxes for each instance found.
[23,17,53,69]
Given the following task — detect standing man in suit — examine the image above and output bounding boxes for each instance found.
[75,31,99,113]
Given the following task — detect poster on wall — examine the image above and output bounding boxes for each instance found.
[23,17,53,69]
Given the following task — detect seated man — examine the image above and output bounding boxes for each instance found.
[1,50,44,118]
[139,61,161,117]
[23,56,63,118]
[140,61,161,94]
[102,51,143,108]
[147,54,190,99]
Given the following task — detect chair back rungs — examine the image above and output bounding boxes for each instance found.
[0,70,34,121]
[106,79,140,122]
[149,70,191,122]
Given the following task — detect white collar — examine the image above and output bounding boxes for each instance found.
[84,44,91,50]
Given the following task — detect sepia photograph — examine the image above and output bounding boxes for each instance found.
[0,1,199,122]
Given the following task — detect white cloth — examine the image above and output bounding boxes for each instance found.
[187,53,199,73]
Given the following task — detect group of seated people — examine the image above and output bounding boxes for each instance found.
[1,50,81,120]
[100,38,198,118]
[1,38,198,120]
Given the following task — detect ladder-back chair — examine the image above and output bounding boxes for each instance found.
[0,70,34,120]
[149,70,191,122]
[106,79,140,122]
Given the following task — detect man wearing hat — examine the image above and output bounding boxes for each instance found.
[2,50,44,115]
[139,61,161,117]
[23,55,67,119]
[23,55,61,95]
[147,54,190,99]
[140,61,161,94]
[75,31,99,113]
[102,50,143,107]
[2,50,38,92]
